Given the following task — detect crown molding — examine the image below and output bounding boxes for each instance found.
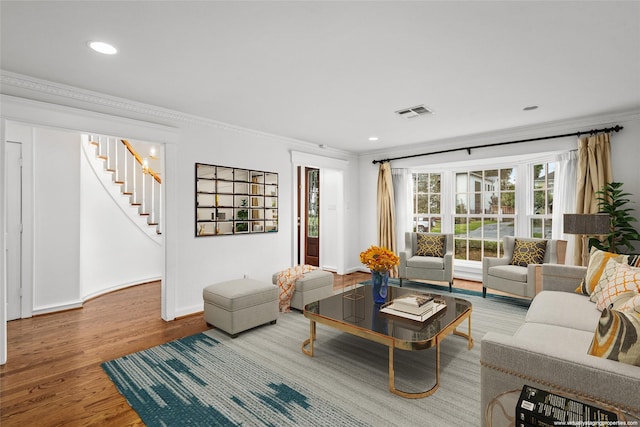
[362,107,640,162]
[0,70,353,158]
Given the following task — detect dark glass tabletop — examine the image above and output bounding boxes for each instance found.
[304,284,472,351]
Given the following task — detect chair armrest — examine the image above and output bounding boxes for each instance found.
[526,263,540,288]
[399,250,411,264]
[480,332,640,426]
[482,256,510,285]
[444,252,453,280]
[541,264,586,293]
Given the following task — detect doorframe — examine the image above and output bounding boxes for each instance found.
[290,151,348,273]
[6,141,24,320]
[1,119,7,364]
[5,124,35,321]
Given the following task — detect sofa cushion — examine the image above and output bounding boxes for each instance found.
[510,238,546,267]
[488,264,528,282]
[525,291,600,333]
[407,256,444,270]
[577,247,628,296]
[415,233,444,257]
[515,322,595,357]
[203,279,277,311]
[588,308,640,367]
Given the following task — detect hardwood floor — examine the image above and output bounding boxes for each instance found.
[0,274,490,426]
[0,281,208,426]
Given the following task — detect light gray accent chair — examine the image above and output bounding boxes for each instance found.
[482,236,564,299]
[480,263,640,425]
[399,232,454,292]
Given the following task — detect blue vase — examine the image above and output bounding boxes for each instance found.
[371,270,389,304]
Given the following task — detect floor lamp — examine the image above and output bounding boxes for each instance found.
[563,213,610,266]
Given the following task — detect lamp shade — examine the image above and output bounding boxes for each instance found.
[563,213,610,235]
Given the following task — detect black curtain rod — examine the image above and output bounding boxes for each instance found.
[372,124,624,165]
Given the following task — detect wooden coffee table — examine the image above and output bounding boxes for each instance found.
[302,284,473,398]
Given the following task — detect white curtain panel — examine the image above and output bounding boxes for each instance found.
[552,150,578,264]
[391,168,412,253]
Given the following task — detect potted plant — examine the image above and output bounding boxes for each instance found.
[237,198,248,220]
[589,182,640,254]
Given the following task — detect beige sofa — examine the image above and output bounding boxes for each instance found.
[480,263,640,425]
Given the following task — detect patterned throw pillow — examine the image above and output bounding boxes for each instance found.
[588,308,640,367]
[593,261,640,311]
[617,293,640,314]
[415,234,445,257]
[510,239,547,267]
[576,247,628,296]
[589,257,627,303]
[628,254,640,268]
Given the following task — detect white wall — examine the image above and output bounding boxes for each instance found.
[32,127,82,311]
[1,119,6,364]
[79,145,163,299]
[320,169,339,271]
[167,122,334,317]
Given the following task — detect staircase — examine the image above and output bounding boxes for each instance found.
[82,134,162,240]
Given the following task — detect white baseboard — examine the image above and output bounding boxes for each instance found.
[33,300,83,316]
[173,304,204,320]
[82,277,162,303]
[31,277,163,316]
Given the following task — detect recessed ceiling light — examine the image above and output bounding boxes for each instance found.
[89,41,118,55]
[523,105,539,111]
[368,137,379,141]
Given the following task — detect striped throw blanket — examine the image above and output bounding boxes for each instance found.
[276,265,317,312]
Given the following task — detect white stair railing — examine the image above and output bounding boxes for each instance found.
[83,134,162,236]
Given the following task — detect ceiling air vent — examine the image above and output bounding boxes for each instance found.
[395,105,433,119]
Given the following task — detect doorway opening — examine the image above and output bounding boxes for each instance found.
[304,167,320,267]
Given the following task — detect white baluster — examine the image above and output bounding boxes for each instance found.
[98,135,108,162]
[107,137,116,173]
[153,178,162,233]
[115,140,126,184]
[132,160,144,213]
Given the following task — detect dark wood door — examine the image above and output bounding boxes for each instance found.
[304,167,320,266]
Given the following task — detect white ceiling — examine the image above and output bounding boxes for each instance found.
[1,1,639,153]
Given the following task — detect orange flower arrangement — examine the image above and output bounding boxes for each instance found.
[359,245,399,272]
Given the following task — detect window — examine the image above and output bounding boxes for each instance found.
[454,169,516,261]
[410,155,561,263]
[531,162,554,239]
[411,173,441,233]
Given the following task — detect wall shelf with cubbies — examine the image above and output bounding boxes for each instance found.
[195,163,278,236]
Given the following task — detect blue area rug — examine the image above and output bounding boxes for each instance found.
[102,334,366,426]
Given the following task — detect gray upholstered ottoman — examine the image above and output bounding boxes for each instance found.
[203,278,278,337]
[272,269,334,311]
